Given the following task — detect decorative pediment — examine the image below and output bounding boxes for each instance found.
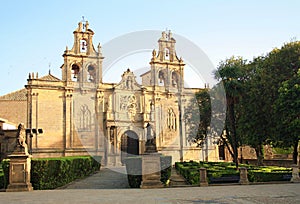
[115,69,142,91]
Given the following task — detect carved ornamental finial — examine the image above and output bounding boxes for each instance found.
[152,49,157,58]
[168,30,172,39]
[78,21,83,32]
[97,43,102,54]
[179,57,183,63]
[162,31,167,39]
[85,21,89,30]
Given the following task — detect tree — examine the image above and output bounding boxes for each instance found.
[215,56,246,168]
[258,41,300,164]
[194,89,212,161]
[236,57,270,165]
[274,69,300,164]
[236,41,300,165]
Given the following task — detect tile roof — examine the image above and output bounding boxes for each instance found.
[39,74,61,81]
[0,88,27,101]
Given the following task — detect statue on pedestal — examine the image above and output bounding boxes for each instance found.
[6,123,33,192]
[15,123,29,155]
[145,123,157,153]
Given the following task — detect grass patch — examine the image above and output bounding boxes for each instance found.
[272,147,293,155]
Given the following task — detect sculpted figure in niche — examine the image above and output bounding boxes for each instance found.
[126,76,133,90]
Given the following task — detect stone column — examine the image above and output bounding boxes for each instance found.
[199,168,208,186]
[290,164,300,183]
[65,90,73,149]
[239,167,249,185]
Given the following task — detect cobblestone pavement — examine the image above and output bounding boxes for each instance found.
[1,167,299,204]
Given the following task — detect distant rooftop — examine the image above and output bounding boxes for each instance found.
[0,88,27,101]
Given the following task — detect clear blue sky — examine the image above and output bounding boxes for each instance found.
[0,0,299,95]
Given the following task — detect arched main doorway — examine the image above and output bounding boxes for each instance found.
[121,130,139,164]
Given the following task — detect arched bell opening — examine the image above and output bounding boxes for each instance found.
[158,70,165,86]
[171,71,179,88]
[87,65,96,82]
[71,64,80,81]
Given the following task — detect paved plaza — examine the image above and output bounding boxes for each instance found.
[1,168,299,204]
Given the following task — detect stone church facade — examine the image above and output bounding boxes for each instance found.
[1,21,221,165]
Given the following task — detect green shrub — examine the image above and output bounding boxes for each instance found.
[175,161,294,184]
[272,147,293,154]
[125,156,172,188]
[1,156,101,190]
[0,160,9,189]
[31,156,101,190]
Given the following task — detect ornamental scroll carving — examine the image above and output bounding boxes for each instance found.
[119,95,138,121]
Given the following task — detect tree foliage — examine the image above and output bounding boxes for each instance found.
[215,56,247,168]
[213,41,300,165]
[194,89,212,146]
[274,69,300,164]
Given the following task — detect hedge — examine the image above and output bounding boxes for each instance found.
[175,161,297,185]
[0,156,101,190]
[125,156,172,188]
[0,166,4,189]
[0,160,9,189]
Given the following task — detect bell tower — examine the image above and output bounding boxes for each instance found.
[149,30,185,92]
[61,20,104,86]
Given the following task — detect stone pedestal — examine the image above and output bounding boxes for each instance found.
[239,167,249,185]
[199,168,208,187]
[140,154,164,189]
[6,149,33,192]
[290,164,300,183]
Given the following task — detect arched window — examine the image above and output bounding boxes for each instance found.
[167,108,176,131]
[71,64,80,81]
[79,105,91,131]
[80,39,87,53]
[87,65,96,82]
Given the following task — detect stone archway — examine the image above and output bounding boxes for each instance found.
[120,130,139,164]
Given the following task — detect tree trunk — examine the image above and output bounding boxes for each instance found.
[292,139,298,165]
[205,132,208,162]
[240,146,243,164]
[228,99,238,169]
[220,133,234,159]
[255,144,264,166]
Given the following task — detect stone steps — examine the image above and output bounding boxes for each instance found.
[169,167,190,188]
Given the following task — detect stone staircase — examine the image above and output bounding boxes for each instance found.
[169,167,190,187]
